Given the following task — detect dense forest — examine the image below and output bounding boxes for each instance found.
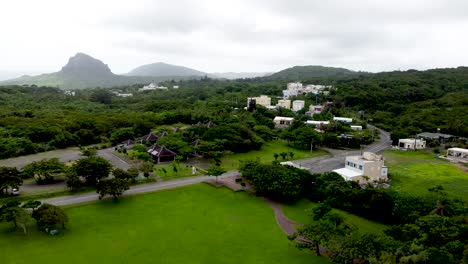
[0,66,466,159]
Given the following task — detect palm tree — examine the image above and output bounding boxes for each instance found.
[288,152,295,160]
[273,153,279,160]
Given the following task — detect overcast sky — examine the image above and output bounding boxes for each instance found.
[1,0,468,77]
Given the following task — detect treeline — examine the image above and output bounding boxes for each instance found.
[0,84,279,159]
[239,161,468,263]
[328,68,468,137]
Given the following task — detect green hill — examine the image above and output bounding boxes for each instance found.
[266,65,364,80]
[127,62,206,77]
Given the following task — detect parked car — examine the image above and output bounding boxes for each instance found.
[11,188,20,195]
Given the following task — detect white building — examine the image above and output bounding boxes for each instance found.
[116,93,133,97]
[282,82,333,99]
[292,100,305,112]
[351,125,363,131]
[247,95,271,108]
[139,83,168,91]
[333,117,353,123]
[64,90,76,96]
[309,105,323,115]
[173,85,179,89]
[305,120,330,126]
[277,99,291,109]
[273,116,294,128]
[446,148,468,163]
[333,152,388,184]
[398,139,426,150]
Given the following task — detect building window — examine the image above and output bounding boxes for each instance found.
[359,165,363,170]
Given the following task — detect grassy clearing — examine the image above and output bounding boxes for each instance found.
[153,163,202,180]
[221,140,328,170]
[281,200,387,235]
[384,150,468,200]
[0,184,329,264]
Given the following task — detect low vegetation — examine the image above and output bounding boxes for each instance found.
[385,150,468,201]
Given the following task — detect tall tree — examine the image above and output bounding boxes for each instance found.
[32,203,68,232]
[96,178,130,200]
[72,156,112,185]
[0,167,22,195]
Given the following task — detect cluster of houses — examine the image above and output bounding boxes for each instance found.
[139,82,179,91]
[396,132,467,163]
[282,82,333,99]
[117,122,216,164]
[273,115,362,134]
[246,83,334,113]
[117,132,177,163]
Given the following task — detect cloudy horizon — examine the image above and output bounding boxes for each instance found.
[1,0,468,78]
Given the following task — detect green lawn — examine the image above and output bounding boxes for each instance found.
[0,184,329,264]
[221,140,328,170]
[281,200,387,235]
[153,163,202,180]
[384,150,468,200]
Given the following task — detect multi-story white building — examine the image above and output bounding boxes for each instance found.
[247,95,271,108]
[333,152,388,184]
[277,99,291,109]
[292,100,305,112]
[282,82,333,99]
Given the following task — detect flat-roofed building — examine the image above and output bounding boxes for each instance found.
[333,152,388,184]
[292,100,305,112]
[398,138,426,150]
[333,117,353,123]
[273,116,294,128]
[447,148,468,163]
[247,95,271,108]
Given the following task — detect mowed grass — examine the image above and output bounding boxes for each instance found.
[281,200,387,234]
[0,184,329,264]
[221,140,328,170]
[384,150,468,200]
[153,163,202,180]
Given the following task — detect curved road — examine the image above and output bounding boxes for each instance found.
[39,127,392,206]
[41,171,239,206]
[291,126,392,173]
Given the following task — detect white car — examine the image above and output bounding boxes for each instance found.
[11,188,20,195]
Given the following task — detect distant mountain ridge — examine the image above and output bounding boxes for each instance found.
[265,65,365,80]
[210,72,272,79]
[0,53,203,89]
[1,53,369,89]
[126,62,206,77]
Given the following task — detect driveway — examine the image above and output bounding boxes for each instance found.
[97,148,134,170]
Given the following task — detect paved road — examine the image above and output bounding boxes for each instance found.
[97,148,134,170]
[41,170,240,206]
[292,126,392,174]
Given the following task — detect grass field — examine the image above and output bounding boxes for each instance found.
[221,140,328,170]
[281,200,387,234]
[153,163,202,180]
[384,150,468,200]
[0,184,329,264]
